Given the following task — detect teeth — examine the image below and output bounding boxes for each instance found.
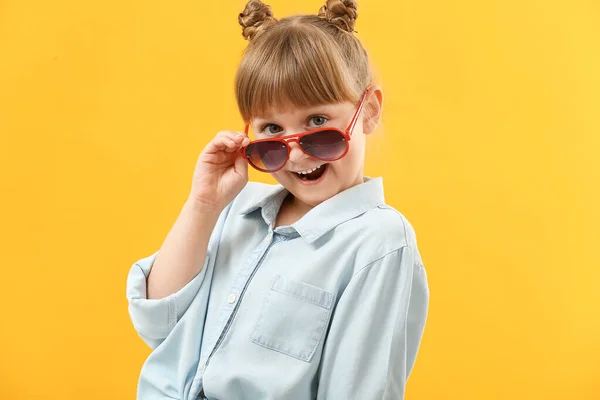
[295,164,323,175]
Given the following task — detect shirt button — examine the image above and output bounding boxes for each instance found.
[227,293,237,304]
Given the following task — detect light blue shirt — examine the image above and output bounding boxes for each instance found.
[126,177,429,400]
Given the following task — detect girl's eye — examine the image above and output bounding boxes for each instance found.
[261,124,283,135]
[309,116,327,127]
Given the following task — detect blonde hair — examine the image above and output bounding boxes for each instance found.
[235,0,372,123]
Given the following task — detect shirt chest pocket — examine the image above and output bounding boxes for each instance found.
[250,274,334,363]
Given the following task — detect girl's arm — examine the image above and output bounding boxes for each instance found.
[317,246,429,400]
[126,201,232,349]
[146,200,220,300]
[126,130,249,348]
[148,129,250,299]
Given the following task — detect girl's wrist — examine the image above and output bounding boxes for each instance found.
[184,197,224,221]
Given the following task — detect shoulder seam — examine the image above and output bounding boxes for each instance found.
[376,205,411,248]
[354,245,412,278]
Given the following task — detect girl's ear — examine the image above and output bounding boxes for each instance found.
[362,85,383,135]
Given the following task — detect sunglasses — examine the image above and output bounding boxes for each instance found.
[241,85,373,173]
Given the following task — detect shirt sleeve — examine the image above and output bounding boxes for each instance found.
[126,250,210,350]
[316,246,429,400]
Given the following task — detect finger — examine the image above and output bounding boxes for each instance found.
[216,130,247,142]
[224,143,241,153]
[226,136,250,152]
[204,139,231,154]
[205,133,244,154]
[224,135,249,152]
[234,152,249,181]
[218,131,249,146]
[221,132,251,152]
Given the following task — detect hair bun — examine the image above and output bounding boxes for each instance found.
[318,0,358,33]
[238,0,278,41]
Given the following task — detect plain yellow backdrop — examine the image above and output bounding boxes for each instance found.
[1,0,599,399]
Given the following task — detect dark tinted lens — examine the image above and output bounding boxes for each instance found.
[246,141,288,172]
[299,130,347,160]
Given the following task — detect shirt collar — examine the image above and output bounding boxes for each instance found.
[240,177,386,243]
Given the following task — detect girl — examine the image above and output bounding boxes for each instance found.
[126,1,429,399]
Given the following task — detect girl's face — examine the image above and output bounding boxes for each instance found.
[250,88,382,208]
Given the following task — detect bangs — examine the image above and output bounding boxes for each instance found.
[235,19,360,122]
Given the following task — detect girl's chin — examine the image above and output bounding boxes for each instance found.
[287,182,341,208]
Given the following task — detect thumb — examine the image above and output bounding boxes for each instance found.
[233,153,249,182]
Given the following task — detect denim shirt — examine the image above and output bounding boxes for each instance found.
[126,177,429,400]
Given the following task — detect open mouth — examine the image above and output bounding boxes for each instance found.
[293,164,328,182]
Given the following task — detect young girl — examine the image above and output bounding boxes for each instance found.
[126,1,429,399]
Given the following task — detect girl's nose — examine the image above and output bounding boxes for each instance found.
[287,141,308,163]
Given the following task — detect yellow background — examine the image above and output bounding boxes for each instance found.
[1,0,598,399]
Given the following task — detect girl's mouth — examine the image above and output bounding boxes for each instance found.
[292,164,328,184]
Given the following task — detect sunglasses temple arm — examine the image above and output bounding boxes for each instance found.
[346,86,371,135]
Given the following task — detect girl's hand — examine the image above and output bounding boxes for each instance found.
[188,131,251,213]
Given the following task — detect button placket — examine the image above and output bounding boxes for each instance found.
[198,227,277,388]
[200,238,268,367]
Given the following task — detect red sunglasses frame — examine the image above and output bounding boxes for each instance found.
[241,85,373,173]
